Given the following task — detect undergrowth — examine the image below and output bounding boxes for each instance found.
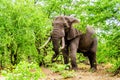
[49,63,75,79]
[1,61,45,80]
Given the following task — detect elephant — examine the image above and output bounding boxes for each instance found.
[50,16,97,71]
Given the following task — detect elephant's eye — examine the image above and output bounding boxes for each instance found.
[64,26,67,29]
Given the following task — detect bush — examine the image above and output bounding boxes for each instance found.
[0,0,51,67]
[2,61,45,80]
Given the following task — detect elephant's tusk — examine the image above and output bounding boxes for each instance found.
[60,37,65,50]
[39,37,51,49]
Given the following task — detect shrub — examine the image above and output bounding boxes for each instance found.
[2,61,45,80]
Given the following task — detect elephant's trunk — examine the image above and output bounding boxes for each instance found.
[51,37,60,62]
[51,27,65,49]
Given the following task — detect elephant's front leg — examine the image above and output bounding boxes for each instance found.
[69,38,80,70]
[62,45,69,64]
[69,48,77,70]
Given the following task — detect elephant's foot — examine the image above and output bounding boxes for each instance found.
[71,62,78,71]
[72,67,78,71]
[89,67,97,72]
[71,65,78,71]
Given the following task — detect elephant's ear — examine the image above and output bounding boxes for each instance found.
[67,27,81,40]
[65,16,81,40]
[65,16,80,24]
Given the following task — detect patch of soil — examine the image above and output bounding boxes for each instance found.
[0,63,120,80]
[41,66,62,80]
[40,63,120,80]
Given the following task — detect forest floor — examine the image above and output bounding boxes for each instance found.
[0,63,120,80]
[40,63,120,80]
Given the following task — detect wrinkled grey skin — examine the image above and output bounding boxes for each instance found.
[51,16,97,70]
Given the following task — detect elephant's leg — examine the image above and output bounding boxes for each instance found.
[88,38,97,70]
[62,46,69,64]
[88,52,97,70]
[69,37,79,70]
[70,49,77,70]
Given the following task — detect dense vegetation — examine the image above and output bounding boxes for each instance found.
[0,0,120,79]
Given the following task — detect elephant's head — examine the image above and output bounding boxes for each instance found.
[51,16,80,61]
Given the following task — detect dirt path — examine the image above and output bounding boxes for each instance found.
[0,63,120,80]
[41,63,120,80]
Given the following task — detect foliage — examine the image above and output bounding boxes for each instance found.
[49,63,75,78]
[1,61,45,80]
[61,70,75,79]
[50,63,67,72]
[111,58,120,76]
[0,0,51,67]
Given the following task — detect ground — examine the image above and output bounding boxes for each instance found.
[40,63,120,80]
[0,63,120,80]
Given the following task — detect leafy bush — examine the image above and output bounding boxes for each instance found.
[50,63,66,72]
[0,0,51,67]
[2,61,45,80]
[49,63,75,79]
